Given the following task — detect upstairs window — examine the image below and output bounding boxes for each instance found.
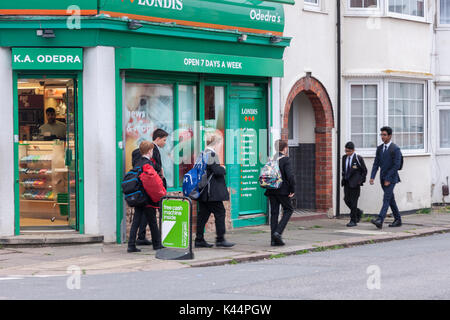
[388,0,425,18]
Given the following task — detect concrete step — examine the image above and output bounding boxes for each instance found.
[0,232,104,247]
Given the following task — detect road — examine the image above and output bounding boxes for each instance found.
[1,233,450,300]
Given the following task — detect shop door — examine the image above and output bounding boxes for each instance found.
[228,85,267,218]
[66,79,78,229]
[16,77,79,230]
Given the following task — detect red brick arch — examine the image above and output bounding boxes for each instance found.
[282,76,334,212]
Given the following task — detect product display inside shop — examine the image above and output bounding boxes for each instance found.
[17,78,77,228]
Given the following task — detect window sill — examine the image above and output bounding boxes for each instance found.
[356,151,431,158]
[435,150,450,156]
[302,7,328,15]
[343,14,431,25]
[385,13,430,24]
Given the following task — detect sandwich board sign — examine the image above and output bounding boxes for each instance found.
[156,196,193,260]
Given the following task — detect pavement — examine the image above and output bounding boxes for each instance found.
[1,208,450,277]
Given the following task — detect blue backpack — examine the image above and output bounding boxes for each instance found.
[182,152,212,200]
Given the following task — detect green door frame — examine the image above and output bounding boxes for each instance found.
[13,71,84,235]
[114,69,272,243]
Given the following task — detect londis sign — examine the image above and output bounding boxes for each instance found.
[12,48,83,70]
[100,0,285,36]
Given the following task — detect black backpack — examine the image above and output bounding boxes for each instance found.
[121,166,149,207]
[388,144,404,171]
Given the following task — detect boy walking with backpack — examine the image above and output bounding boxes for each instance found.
[264,140,296,246]
[127,141,165,252]
[370,126,403,229]
[194,135,234,248]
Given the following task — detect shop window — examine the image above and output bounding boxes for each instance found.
[125,83,174,187]
[204,86,225,164]
[177,85,198,186]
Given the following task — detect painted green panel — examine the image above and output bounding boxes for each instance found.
[228,86,268,222]
[12,48,83,70]
[117,47,283,77]
[161,199,191,249]
[0,0,97,13]
[100,0,284,35]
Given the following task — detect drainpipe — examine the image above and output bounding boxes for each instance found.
[336,0,342,218]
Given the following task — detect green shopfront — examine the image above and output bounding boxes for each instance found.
[0,0,292,243]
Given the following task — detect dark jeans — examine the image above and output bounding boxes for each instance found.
[268,195,294,236]
[129,206,161,249]
[378,181,401,222]
[344,185,362,223]
[196,201,226,242]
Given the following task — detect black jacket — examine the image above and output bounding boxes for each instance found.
[198,149,229,202]
[342,153,367,189]
[264,153,296,197]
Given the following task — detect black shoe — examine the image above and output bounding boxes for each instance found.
[136,239,152,246]
[346,221,357,227]
[272,232,285,246]
[195,239,214,248]
[153,244,164,250]
[216,240,235,248]
[371,218,383,229]
[271,239,284,247]
[389,220,402,227]
[127,246,141,253]
[357,210,363,223]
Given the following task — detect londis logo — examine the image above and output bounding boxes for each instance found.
[136,0,183,11]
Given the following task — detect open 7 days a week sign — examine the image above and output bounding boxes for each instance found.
[157,197,194,260]
[12,48,83,70]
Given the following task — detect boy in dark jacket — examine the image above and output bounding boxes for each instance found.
[195,135,235,248]
[127,141,163,253]
[264,140,296,246]
[342,141,367,227]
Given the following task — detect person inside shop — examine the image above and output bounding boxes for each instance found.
[39,107,66,141]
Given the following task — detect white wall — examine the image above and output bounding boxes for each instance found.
[283,1,338,214]
[0,48,15,236]
[433,20,450,203]
[283,1,337,108]
[83,46,117,242]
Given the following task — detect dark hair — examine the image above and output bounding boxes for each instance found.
[380,126,393,136]
[46,107,56,114]
[345,141,355,150]
[275,140,288,152]
[153,128,169,141]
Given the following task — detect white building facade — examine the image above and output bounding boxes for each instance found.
[281,0,449,216]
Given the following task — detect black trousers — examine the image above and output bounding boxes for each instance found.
[129,206,161,249]
[196,201,226,242]
[268,195,294,236]
[344,184,362,223]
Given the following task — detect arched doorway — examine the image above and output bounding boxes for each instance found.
[282,76,334,212]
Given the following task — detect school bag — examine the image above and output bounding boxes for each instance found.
[140,164,166,203]
[182,151,212,200]
[121,166,149,207]
[259,155,285,189]
[389,144,404,170]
